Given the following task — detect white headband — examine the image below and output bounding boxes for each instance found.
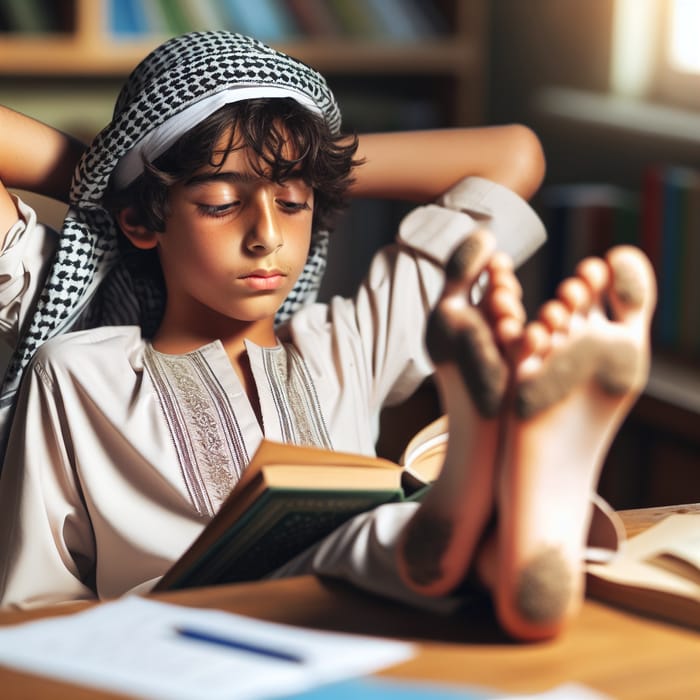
[112,85,323,190]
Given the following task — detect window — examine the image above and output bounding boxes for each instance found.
[611,0,700,109]
[667,0,700,74]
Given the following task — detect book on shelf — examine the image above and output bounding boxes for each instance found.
[1,0,55,34]
[586,513,700,631]
[154,0,194,36]
[679,173,700,358]
[102,0,448,42]
[640,164,700,358]
[167,0,225,33]
[155,416,448,591]
[541,168,700,361]
[326,0,445,40]
[284,0,344,37]
[108,0,153,37]
[219,0,301,41]
[325,0,380,39]
[364,0,447,40]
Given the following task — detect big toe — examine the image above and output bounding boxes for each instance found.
[605,246,657,330]
[444,229,497,288]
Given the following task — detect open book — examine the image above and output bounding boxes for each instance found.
[156,417,448,591]
[585,513,700,630]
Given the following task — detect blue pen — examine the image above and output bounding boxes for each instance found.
[175,626,305,664]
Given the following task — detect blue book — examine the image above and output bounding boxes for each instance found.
[220,0,299,40]
[363,0,442,40]
[108,0,150,37]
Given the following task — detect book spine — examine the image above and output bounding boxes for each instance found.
[361,0,420,40]
[612,192,640,248]
[108,0,150,37]
[542,192,569,299]
[154,0,192,35]
[2,0,53,33]
[640,165,664,287]
[171,0,226,32]
[326,0,382,38]
[218,0,298,41]
[284,0,343,37]
[368,0,444,39]
[678,171,700,358]
[657,167,686,349]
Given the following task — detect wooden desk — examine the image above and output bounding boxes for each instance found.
[1,505,698,700]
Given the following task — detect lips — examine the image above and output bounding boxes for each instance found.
[238,269,287,291]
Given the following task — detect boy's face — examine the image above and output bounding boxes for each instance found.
[154,134,314,331]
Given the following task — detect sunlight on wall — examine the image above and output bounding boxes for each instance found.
[668,0,700,74]
[610,0,658,97]
[611,0,700,98]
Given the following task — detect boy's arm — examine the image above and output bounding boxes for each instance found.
[0,105,87,246]
[350,125,545,203]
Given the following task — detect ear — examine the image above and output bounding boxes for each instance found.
[116,207,158,250]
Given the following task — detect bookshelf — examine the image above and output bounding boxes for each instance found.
[0,0,486,127]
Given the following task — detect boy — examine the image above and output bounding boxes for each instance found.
[0,32,655,642]
[0,31,543,453]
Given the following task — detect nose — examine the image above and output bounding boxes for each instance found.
[245,195,283,255]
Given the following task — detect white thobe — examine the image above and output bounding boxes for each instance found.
[0,178,546,608]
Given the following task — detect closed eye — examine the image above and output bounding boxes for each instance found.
[197,202,240,218]
[277,200,311,213]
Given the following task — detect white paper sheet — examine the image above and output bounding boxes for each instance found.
[0,596,415,700]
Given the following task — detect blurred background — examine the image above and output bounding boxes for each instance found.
[1,0,698,508]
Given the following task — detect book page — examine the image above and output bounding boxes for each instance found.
[586,514,700,628]
[587,514,700,590]
[0,597,414,700]
[400,415,448,484]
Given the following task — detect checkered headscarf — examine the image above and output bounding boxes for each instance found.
[2,31,341,399]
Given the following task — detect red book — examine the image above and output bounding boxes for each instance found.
[640,165,664,281]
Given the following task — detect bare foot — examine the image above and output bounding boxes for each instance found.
[492,245,656,640]
[396,230,525,596]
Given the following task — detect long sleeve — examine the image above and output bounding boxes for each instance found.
[0,196,58,364]
[0,357,97,608]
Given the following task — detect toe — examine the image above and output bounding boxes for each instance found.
[605,246,657,328]
[557,277,592,316]
[538,299,570,335]
[514,321,550,374]
[575,257,609,296]
[445,230,496,288]
[487,286,526,326]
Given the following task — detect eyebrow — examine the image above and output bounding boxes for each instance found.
[184,171,259,187]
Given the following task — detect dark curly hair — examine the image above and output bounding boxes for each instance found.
[104,97,361,234]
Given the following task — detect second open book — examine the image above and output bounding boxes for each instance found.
[586,512,700,630]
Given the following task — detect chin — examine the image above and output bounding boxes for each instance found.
[228,303,283,324]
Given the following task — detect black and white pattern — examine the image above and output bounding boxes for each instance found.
[1,31,340,399]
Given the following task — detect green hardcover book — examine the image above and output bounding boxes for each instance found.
[156,417,446,590]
